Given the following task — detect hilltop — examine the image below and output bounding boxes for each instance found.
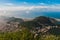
[0,16,59,34]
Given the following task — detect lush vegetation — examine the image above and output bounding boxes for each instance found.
[0,28,60,40]
[0,16,60,40]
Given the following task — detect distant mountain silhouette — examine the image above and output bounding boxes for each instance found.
[0,16,59,33]
[7,17,24,24]
[20,16,57,30]
[34,16,57,26]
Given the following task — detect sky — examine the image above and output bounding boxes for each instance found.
[0,0,60,18]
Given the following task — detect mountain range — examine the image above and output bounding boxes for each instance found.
[0,16,59,34]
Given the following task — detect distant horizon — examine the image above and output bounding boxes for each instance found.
[0,12,60,19]
[0,0,60,19]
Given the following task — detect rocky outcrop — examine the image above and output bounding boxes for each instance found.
[0,17,24,32]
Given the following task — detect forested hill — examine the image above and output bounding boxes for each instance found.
[0,16,59,33]
[0,16,59,40]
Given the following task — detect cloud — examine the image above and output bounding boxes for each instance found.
[39,3,46,5]
[23,2,28,4]
[0,3,60,17]
[5,3,14,6]
[26,11,30,14]
[0,2,60,12]
[0,5,60,12]
[0,4,60,12]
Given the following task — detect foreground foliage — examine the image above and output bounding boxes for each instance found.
[0,28,60,40]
